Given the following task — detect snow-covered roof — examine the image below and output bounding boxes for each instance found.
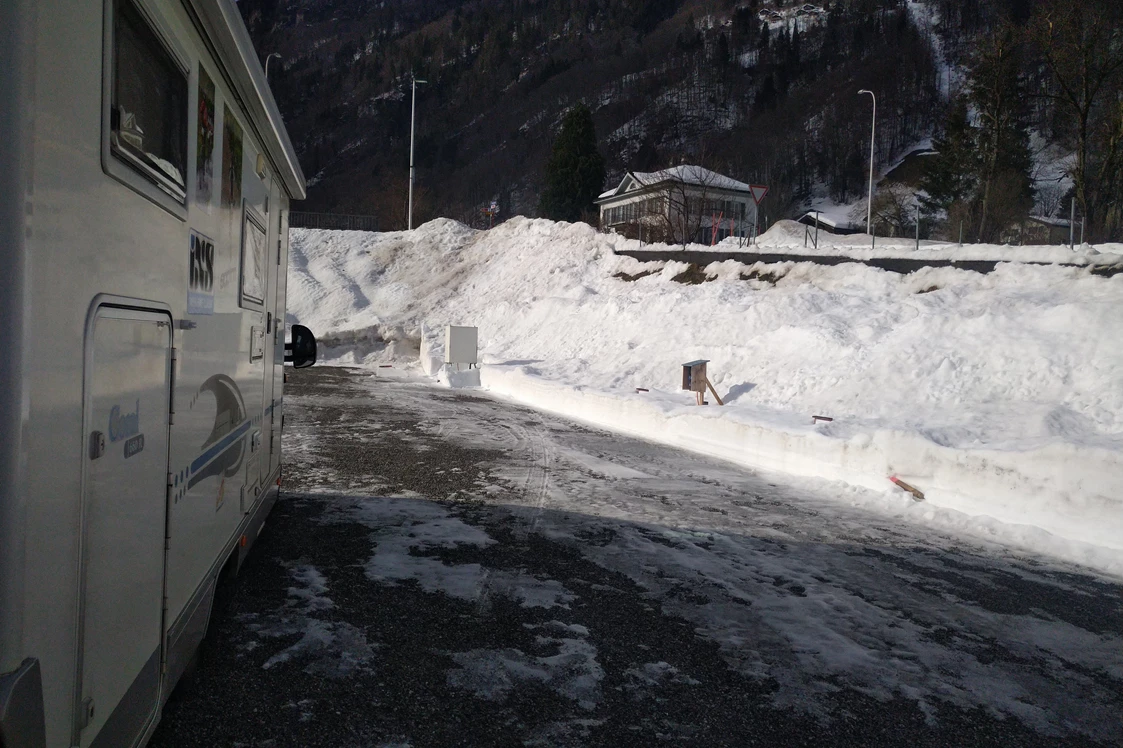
[1028,215,1071,228]
[598,165,752,202]
[632,165,751,191]
[799,211,847,229]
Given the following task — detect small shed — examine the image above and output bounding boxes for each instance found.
[681,360,709,393]
[1021,215,1072,245]
[797,212,863,235]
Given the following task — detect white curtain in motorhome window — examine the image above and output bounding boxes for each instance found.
[112,0,187,193]
[242,213,266,305]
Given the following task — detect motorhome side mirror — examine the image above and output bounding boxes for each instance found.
[285,324,317,368]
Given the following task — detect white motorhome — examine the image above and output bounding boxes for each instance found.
[0,0,317,746]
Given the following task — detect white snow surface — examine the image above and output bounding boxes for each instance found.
[287,218,1123,568]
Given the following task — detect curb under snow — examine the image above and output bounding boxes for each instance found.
[423,350,1123,573]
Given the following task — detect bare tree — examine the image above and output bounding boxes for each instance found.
[651,163,727,247]
[1028,0,1123,241]
[1034,179,1067,218]
[870,182,919,237]
[965,23,1036,243]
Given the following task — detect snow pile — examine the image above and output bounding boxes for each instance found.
[288,218,1123,566]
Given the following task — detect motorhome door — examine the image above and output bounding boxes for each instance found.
[75,306,172,747]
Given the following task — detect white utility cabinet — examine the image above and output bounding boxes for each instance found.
[445,325,479,366]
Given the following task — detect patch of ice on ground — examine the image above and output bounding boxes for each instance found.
[527,621,589,637]
[242,562,374,678]
[487,573,575,609]
[349,496,496,549]
[567,517,1123,739]
[281,698,316,723]
[325,495,576,607]
[447,621,604,710]
[623,661,701,690]
[522,718,605,746]
[286,564,332,612]
[555,446,652,479]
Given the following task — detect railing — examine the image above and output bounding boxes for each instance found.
[289,212,379,232]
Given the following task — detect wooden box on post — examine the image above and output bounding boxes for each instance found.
[682,360,709,393]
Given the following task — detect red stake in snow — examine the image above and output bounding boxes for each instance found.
[889,475,925,501]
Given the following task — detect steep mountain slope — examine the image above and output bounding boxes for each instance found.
[238,0,1021,226]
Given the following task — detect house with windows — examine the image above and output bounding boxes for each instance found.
[596,165,762,245]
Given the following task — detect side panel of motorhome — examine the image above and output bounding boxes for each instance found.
[77,307,172,748]
[0,0,35,705]
[0,0,306,745]
[0,0,40,743]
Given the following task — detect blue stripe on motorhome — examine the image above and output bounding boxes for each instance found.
[190,419,252,475]
[177,398,283,490]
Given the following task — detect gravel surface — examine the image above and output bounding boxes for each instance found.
[151,367,1123,747]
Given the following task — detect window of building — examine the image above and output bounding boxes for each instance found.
[110,0,188,202]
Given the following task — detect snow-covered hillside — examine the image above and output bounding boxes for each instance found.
[288,218,1123,572]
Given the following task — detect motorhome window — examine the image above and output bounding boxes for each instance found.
[241,210,267,306]
[111,0,187,202]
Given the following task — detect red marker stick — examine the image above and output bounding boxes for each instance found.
[890,475,925,501]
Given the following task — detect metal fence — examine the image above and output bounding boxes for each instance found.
[290,212,379,232]
[612,248,1123,277]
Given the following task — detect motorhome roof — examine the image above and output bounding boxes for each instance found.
[189,0,306,199]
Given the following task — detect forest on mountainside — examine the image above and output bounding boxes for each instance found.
[239,0,1122,241]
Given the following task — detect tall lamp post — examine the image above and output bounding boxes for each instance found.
[858,89,876,248]
[408,74,427,231]
[265,52,281,80]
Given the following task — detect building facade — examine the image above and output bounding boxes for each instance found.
[596,165,760,245]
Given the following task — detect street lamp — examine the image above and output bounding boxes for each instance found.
[858,89,876,248]
[265,52,281,80]
[408,74,427,231]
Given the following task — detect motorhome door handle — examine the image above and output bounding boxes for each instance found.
[89,431,106,460]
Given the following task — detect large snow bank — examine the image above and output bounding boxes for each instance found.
[288,218,1123,572]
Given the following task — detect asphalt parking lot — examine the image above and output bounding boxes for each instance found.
[151,366,1123,747]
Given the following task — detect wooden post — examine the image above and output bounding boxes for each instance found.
[705,377,724,406]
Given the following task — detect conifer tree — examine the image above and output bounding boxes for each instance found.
[538,104,606,223]
[921,28,1034,242]
[920,96,979,215]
